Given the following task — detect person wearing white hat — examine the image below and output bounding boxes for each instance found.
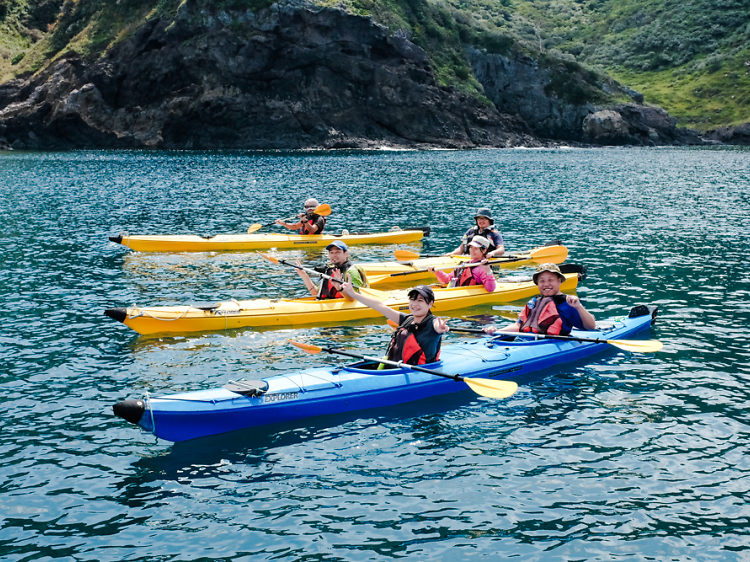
[295,240,366,299]
[276,198,327,235]
[484,263,595,335]
[449,207,505,258]
[429,235,496,292]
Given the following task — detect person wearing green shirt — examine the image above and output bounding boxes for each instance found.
[295,241,367,299]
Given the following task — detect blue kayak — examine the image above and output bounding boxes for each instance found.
[113,306,658,442]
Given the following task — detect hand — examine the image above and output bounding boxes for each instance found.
[330,268,343,285]
[297,212,306,219]
[435,316,450,334]
[427,266,435,272]
[294,260,306,278]
[275,219,283,225]
[341,281,355,297]
[566,294,582,308]
[480,259,489,265]
[483,325,497,334]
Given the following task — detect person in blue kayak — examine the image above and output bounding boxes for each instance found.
[449,207,505,258]
[341,283,449,365]
[276,198,327,235]
[296,241,367,299]
[484,263,596,336]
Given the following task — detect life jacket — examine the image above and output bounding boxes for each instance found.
[317,261,368,300]
[465,226,498,253]
[299,214,326,235]
[386,314,442,365]
[449,265,478,287]
[518,294,567,335]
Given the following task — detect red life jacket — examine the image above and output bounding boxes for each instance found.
[451,266,478,287]
[317,261,351,300]
[518,295,566,335]
[386,314,442,365]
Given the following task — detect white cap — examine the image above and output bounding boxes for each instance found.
[468,236,490,249]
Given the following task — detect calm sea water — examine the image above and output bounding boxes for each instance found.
[1,147,749,561]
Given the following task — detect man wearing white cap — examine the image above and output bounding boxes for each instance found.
[295,240,366,299]
[276,198,327,235]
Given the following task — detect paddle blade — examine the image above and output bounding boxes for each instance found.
[394,250,420,260]
[314,204,332,216]
[528,244,568,262]
[257,252,279,264]
[463,378,518,399]
[607,339,663,353]
[247,223,263,234]
[288,340,323,354]
[387,319,399,329]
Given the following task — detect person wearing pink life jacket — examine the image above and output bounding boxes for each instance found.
[428,235,496,292]
[341,283,449,365]
[275,198,326,235]
[484,263,596,336]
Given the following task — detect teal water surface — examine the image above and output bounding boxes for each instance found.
[1,147,749,561]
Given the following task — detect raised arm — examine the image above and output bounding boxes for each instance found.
[341,281,401,323]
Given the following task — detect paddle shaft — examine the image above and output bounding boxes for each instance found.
[390,257,525,278]
[450,326,646,346]
[275,257,345,285]
[318,346,466,382]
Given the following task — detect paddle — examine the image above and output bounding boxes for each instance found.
[258,252,391,301]
[386,257,527,279]
[288,340,518,399]
[443,326,663,352]
[393,241,566,263]
[247,204,332,234]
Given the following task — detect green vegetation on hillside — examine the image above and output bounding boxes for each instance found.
[1,0,747,130]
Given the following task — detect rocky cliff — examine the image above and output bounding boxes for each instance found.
[0,1,706,150]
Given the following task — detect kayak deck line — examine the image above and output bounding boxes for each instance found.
[108,228,426,252]
[113,306,658,442]
[104,271,585,336]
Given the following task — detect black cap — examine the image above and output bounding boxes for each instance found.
[407,285,435,303]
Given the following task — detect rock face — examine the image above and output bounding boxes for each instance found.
[468,48,705,146]
[0,3,539,150]
[706,122,750,145]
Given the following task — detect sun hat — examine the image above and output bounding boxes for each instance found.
[474,208,494,224]
[468,235,490,249]
[326,240,348,252]
[407,285,435,303]
[532,263,565,284]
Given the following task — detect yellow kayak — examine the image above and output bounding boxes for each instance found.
[359,243,568,286]
[108,228,426,252]
[104,271,581,335]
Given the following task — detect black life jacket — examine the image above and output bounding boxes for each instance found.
[300,214,326,235]
[465,226,498,253]
[317,260,365,300]
[386,314,442,365]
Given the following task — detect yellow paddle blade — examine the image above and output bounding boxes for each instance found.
[314,204,332,216]
[257,252,279,264]
[463,378,518,399]
[529,245,568,262]
[394,250,420,260]
[288,339,323,354]
[247,223,263,234]
[607,339,663,353]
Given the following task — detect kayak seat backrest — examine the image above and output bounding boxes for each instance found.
[223,380,269,397]
[629,304,659,323]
